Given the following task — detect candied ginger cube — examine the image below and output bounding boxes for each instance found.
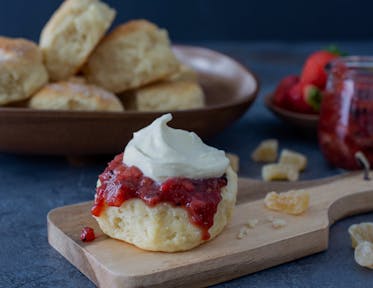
[251,139,278,162]
[264,190,310,215]
[262,163,299,182]
[279,149,307,171]
[355,241,373,269]
[348,223,373,248]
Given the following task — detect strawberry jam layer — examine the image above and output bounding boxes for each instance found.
[91,153,228,240]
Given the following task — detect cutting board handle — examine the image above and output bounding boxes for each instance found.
[238,171,373,225]
[318,172,373,225]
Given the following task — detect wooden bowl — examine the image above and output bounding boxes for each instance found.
[265,93,319,130]
[0,45,259,155]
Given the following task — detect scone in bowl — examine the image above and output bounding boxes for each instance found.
[0,45,259,155]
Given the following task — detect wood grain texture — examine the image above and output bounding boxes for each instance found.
[48,172,373,287]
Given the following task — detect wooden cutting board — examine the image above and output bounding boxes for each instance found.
[48,172,372,288]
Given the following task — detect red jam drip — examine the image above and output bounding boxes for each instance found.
[91,153,227,240]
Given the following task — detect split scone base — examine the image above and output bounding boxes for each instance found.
[94,166,237,252]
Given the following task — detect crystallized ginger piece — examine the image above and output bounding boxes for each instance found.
[355,241,373,269]
[262,163,299,182]
[348,223,373,248]
[251,139,278,162]
[264,190,310,215]
[279,149,307,171]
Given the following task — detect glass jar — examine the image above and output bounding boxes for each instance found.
[319,57,373,170]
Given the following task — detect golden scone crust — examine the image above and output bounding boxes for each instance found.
[29,81,124,112]
[0,37,48,105]
[40,0,116,81]
[83,20,179,93]
[122,80,205,111]
[94,166,237,252]
[166,64,198,82]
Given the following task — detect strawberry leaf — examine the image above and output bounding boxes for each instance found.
[325,45,348,56]
[305,85,323,111]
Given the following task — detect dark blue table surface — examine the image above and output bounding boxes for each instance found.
[1,42,373,288]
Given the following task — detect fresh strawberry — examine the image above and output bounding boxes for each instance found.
[273,75,299,108]
[288,83,323,114]
[300,50,338,89]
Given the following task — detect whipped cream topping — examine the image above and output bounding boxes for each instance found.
[123,114,229,182]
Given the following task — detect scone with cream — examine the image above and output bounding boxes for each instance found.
[83,20,179,93]
[122,80,205,111]
[0,37,48,105]
[92,114,237,252]
[40,0,116,81]
[29,81,123,112]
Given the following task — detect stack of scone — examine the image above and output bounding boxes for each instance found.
[0,0,205,112]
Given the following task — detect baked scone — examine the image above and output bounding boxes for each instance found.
[0,37,48,105]
[83,20,179,93]
[40,0,116,81]
[29,81,124,112]
[166,64,198,82]
[95,166,236,252]
[92,114,237,252]
[122,80,205,111]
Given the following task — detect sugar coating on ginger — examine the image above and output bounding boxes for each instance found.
[262,163,299,182]
[354,241,373,269]
[348,223,373,269]
[264,189,310,215]
[251,139,278,163]
[349,223,373,248]
[279,149,307,171]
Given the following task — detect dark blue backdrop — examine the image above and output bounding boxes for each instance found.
[0,0,371,42]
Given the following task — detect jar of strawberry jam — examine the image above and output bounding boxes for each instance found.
[319,57,373,169]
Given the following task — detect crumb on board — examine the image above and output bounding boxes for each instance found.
[245,219,259,228]
[271,218,287,229]
[237,226,250,239]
